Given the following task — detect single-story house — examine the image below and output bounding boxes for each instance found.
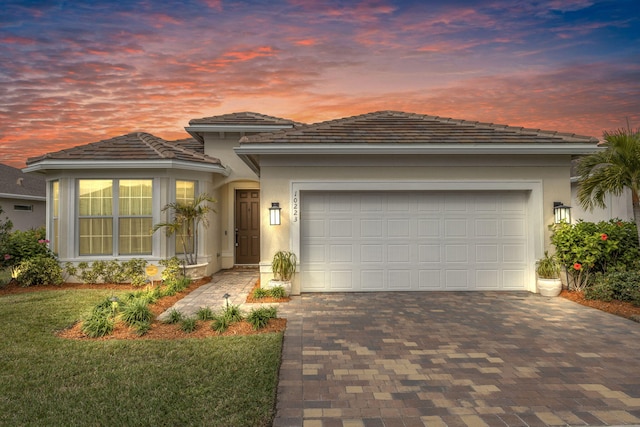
[24,111,600,294]
[0,163,46,231]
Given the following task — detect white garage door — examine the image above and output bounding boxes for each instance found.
[300,191,531,292]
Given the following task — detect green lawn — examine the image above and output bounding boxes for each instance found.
[0,289,283,427]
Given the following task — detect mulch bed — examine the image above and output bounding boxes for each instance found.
[560,289,640,322]
[1,277,286,340]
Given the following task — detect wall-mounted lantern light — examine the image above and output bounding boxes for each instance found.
[553,201,572,224]
[269,202,281,225]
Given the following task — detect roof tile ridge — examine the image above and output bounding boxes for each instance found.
[135,132,176,159]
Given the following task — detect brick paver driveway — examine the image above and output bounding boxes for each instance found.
[274,292,640,427]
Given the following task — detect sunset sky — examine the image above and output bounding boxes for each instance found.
[1,0,638,168]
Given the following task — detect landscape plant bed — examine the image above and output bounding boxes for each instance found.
[560,289,640,322]
[245,278,291,303]
[1,276,286,339]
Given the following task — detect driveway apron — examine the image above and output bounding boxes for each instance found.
[274,292,640,427]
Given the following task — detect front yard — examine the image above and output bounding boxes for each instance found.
[0,288,282,427]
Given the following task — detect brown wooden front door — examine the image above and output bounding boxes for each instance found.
[235,189,260,264]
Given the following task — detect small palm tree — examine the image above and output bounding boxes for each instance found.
[152,193,216,265]
[576,128,640,244]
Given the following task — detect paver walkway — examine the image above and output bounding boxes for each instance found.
[164,270,640,427]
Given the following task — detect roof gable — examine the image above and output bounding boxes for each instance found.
[241,110,599,145]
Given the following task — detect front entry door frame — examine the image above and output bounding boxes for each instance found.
[235,189,260,264]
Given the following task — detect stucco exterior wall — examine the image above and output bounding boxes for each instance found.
[570,184,633,222]
[0,197,45,231]
[257,154,572,293]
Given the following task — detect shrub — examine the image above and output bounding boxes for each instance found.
[196,306,214,321]
[123,258,148,286]
[160,257,183,285]
[211,304,244,333]
[164,308,183,324]
[246,306,277,330]
[70,259,149,285]
[180,317,198,333]
[14,256,63,287]
[82,311,115,338]
[1,227,53,269]
[252,287,270,299]
[585,270,640,305]
[550,220,640,290]
[120,298,153,326]
[269,285,287,299]
[0,205,13,267]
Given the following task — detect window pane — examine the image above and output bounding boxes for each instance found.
[119,180,152,215]
[176,180,195,205]
[175,180,195,254]
[79,180,112,216]
[79,218,112,255]
[119,218,152,255]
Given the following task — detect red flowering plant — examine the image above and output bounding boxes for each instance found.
[550,219,639,291]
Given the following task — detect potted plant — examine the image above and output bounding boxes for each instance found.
[536,250,562,296]
[152,193,216,279]
[268,250,297,295]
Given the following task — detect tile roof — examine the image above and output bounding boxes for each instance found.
[240,110,599,144]
[0,163,45,198]
[188,111,302,126]
[26,132,221,166]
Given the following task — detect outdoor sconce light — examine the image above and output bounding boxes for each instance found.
[269,202,281,225]
[553,202,572,224]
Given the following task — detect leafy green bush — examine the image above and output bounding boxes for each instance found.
[82,302,117,338]
[14,256,63,287]
[246,306,277,330]
[70,259,149,285]
[0,205,13,266]
[1,227,52,269]
[211,304,244,333]
[550,219,639,290]
[159,257,183,285]
[585,270,640,305]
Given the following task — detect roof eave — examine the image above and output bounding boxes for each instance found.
[0,193,46,201]
[23,159,230,176]
[234,143,602,157]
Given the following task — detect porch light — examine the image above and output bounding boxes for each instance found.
[269,202,281,225]
[553,202,572,224]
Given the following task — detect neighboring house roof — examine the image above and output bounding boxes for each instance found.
[24,132,229,175]
[235,110,601,175]
[0,163,45,201]
[186,111,301,143]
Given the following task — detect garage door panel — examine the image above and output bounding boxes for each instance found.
[330,270,353,290]
[301,191,530,292]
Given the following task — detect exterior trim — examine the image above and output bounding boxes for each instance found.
[0,193,46,201]
[23,160,230,176]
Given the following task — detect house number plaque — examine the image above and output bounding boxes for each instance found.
[292,191,298,223]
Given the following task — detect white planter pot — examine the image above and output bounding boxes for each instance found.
[183,263,208,280]
[266,279,291,296]
[537,278,562,297]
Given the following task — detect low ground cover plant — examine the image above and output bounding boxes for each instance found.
[252,285,287,300]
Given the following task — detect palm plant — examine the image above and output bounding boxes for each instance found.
[576,128,640,244]
[152,193,216,265]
